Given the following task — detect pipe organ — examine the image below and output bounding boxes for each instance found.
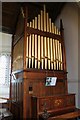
[10,3,80,120]
[30,9,63,70]
[13,5,63,71]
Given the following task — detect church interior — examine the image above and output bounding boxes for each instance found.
[0,2,80,120]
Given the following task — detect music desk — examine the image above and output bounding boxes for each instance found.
[0,108,13,120]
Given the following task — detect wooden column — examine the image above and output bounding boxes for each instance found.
[60,19,67,72]
[60,19,68,94]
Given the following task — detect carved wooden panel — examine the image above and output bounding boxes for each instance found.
[66,95,75,107]
[31,94,75,119]
[53,98,64,109]
[39,98,51,112]
[13,37,23,71]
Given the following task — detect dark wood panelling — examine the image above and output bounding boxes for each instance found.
[14,12,24,43]
[31,94,75,119]
[11,71,23,120]
[11,69,67,119]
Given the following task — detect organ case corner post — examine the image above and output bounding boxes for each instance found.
[60,19,68,93]
[23,6,30,119]
[60,19,66,72]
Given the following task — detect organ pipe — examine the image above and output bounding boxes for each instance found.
[25,5,63,71]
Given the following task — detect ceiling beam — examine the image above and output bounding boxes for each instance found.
[2,26,13,34]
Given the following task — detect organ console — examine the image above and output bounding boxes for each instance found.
[10,3,80,120]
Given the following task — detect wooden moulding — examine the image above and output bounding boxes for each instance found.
[31,94,76,119]
[48,108,80,120]
[26,27,62,43]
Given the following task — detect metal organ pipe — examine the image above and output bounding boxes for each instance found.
[25,5,63,71]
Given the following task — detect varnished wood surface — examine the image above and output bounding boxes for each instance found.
[48,108,80,120]
[26,27,62,42]
[11,69,68,119]
[31,94,75,119]
[10,4,77,120]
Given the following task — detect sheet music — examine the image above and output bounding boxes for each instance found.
[46,77,57,86]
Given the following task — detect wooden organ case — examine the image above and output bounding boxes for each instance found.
[10,4,80,120]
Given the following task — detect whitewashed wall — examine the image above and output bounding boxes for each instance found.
[0,32,12,98]
[0,32,2,53]
[78,6,80,108]
[55,3,79,107]
[0,32,12,54]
